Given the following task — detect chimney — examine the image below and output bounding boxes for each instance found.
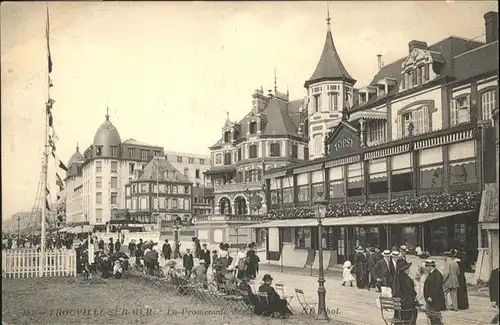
[485,11,499,43]
[408,40,428,53]
[377,54,383,71]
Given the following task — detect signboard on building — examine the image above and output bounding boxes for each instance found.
[326,121,360,157]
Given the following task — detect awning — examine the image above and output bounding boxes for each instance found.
[204,165,236,175]
[68,225,94,234]
[242,210,473,228]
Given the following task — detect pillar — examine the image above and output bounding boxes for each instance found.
[360,118,366,147]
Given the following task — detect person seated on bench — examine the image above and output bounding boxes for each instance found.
[256,274,293,318]
[192,260,208,287]
[238,275,257,306]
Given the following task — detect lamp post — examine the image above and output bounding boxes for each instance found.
[17,216,21,239]
[314,192,329,322]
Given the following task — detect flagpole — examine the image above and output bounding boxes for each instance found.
[40,4,51,277]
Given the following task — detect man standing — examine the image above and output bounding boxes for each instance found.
[108,238,115,254]
[162,239,172,261]
[373,250,395,295]
[399,245,408,261]
[199,243,211,274]
[183,248,194,277]
[353,246,367,289]
[489,267,499,324]
[442,251,460,311]
[367,247,378,291]
[423,260,446,325]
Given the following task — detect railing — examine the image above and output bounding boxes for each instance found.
[2,249,77,278]
[195,214,263,222]
[213,181,263,193]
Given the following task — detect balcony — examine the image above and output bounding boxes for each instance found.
[213,181,263,194]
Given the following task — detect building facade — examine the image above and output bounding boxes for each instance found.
[165,151,211,188]
[206,88,309,217]
[124,157,193,224]
[192,187,214,218]
[246,11,498,269]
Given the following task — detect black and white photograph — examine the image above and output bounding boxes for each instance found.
[1,1,499,324]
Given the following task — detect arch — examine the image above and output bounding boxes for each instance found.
[233,195,248,216]
[219,196,232,215]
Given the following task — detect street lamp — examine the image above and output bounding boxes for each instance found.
[314,191,329,322]
[17,216,21,239]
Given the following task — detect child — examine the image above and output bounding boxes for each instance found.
[113,258,124,279]
[342,260,355,287]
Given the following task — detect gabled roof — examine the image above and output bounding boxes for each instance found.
[304,29,355,88]
[209,97,305,149]
[137,157,191,183]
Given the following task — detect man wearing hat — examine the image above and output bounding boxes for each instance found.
[442,251,460,311]
[238,274,257,306]
[423,260,446,325]
[191,260,208,284]
[399,245,408,261]
[367,247,378,290]
[199,243,211,274]
[255,274,292,318]
[393,260,418,324]
[353,246,368,289]
[183,248,194,277]
[373,250,395,294]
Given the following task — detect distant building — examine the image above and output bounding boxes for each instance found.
[124,156,193,224]
[192,187,214,217]
[165,151,211,187]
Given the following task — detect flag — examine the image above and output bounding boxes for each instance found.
[46,199,52,212]
[56,173,64,191]
[46,7,53,74]
[46,187,50,196]
[58,160,68,172]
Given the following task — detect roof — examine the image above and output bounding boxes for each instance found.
[93,116,121,148]
[123,138,161,148]
[304,29,355,88]
[210,97,305,149]
[137,157,191,183]
[453,41,499,81]
[193,186,214,197]
[351,36,486,112]
[67,145,84,166]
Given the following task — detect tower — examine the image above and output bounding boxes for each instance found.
[304,3,356,159]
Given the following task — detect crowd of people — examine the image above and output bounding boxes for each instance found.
[341,245,471,325]
[264,192,480,220]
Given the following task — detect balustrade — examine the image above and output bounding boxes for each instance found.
[213,181,263,193]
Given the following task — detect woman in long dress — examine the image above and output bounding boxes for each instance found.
[455,257,469,310]
[414,252,430,308]
[393,260,418,325]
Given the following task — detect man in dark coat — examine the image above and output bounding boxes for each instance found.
[373,250,395,293]
[183,248,194,277]
[246,243,259,279]
[199,243,211,274]
[162,239,172,260]
[393,260,418,325]
[423,260,446,325]
[115,238,121,253]
[108,238,114,254]
[367,247,378,290]
[353,247,367,289]
[489,267,499,324]
[255,274,292,318]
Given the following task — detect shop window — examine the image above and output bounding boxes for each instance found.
[295,227,312,249]
[369,158,387,195]
[282,228,293,243]
[420,165,444,189]
[403,226,418,249]
[449,161,477,185]
[312,183,324,200]
[282,188,293,204]
[347,163,363,197]
[391,172,413,192]
[297,185,310,202]
[271,190,280,205]
[430,225,448,255]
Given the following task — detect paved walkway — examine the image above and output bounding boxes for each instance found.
[153,256,496,325]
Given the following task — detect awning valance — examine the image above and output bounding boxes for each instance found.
[293,163,323,175]
[348,109,387,122]
[242,210,473,228]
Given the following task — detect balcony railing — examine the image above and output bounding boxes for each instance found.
[213,181,263,194]
[195,214,263,222]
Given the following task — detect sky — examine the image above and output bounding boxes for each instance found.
[1,1,497,220]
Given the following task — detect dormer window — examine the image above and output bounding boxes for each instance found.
[111,146,118,157]
[249,122,257,134]
[224,131,231,142]
[96,146,102,156]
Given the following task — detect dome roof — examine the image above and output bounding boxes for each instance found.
[67,144,84,166]
[93,115,122,148]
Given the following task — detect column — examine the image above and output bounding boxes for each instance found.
[360,118,366,147]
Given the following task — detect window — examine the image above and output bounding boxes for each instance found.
[224,153,232,165]
[313,94,321,112]
[184,186,190,194]
[297,185,309,202]
[141,150,148,159]
[291,143,298,159]
[391,154,413,192]
[128,148,135,158]
[172,185,178,194]
[224,131,231,143]
[195,169,200,179]
[481,90,496,122]
[449,161,477,185]
[249,145,258,159]
[369,120,386,143]
[172,199,178,209]
[312,183,324,200]
[295,227,312,249]
[215,154,222,164]
[304,147,309,160]
[184,199,190,210]
[96,177,102,188]
[401,105,429,137]
[269,143,281,157]
[184,168,189,176]
[188,157,194,164]
[450,95,470,126]
[140,184,148,192]
[95,161,102,173]
[110,192,117,205]
[111,161,118,172]
[420,165,444,189]
[96,209,102,224]
[328,92,338,111]
[313,134,322,155]
[368,158,388,195]
[96,146,102,156]
[96,192,102,204]
[237,148,242,161]
[129,163,134,175]
[159,184,166,193]
[282,228,293,243]
[347,163,363,197]
[110,146,118,157]
[282,188,293,203]
[199,159,205,165]
[329,166,344,198]
[249,121,257,134]
[111,177,118,189]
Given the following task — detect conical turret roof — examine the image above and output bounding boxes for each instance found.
[304,29,355,88]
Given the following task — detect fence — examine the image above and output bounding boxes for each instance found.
[2,249,77,278]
